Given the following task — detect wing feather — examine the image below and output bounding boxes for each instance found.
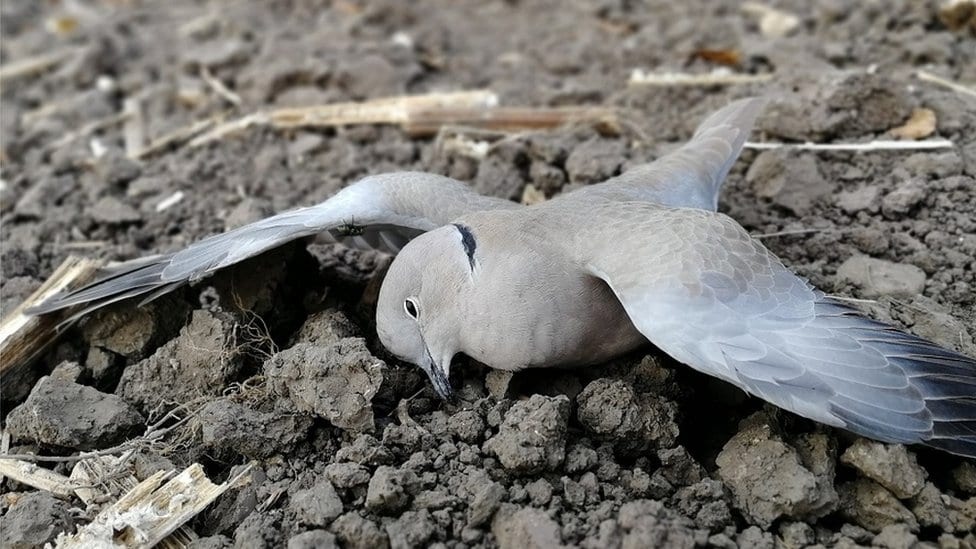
[29,172,516,317]
[560,97,766,210]
[562,200,976,458]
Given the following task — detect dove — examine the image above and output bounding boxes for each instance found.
[29,98,976,459]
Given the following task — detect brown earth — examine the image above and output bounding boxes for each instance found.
[2,1,975,548]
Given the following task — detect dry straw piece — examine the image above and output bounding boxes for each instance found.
[0,256,104,379]
[56,463,253,548]
[628,68,773,87]
[128,90,622,153]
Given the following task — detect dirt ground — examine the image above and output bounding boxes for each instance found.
[2,0,975,547]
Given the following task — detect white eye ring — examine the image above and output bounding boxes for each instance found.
[404,298,419,319]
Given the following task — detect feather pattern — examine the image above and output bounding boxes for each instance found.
[28,172,516,315]
[28,98,762,318]
[555,200,976,457]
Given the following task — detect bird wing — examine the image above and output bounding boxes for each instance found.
[558,200,976,457]
[561,96,765,211]
[29,172,517,318]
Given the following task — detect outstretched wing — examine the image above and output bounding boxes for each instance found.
[562,96,765,210]
[561,200,976,457]
[29,172,517,318]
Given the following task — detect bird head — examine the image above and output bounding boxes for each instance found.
[376,224,476,399]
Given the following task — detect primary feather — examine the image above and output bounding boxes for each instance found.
[27,172,515,317]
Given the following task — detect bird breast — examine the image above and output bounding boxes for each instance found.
[459,247,645,371]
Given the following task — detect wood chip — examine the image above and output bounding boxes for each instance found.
[0,459,80,499]
[401,106,620,137]
[889,108,937,140]
[71,455,198,549]
[267,90,497,128]
[185,90,618,147]
[0,256,104,380]
[56,463,252,548]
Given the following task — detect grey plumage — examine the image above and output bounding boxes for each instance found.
[538,200,976,457]
[28,173,515,319]
[567,94,764,209]
[29,98,976,459]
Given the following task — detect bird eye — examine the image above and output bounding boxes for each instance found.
[404,298,419,319]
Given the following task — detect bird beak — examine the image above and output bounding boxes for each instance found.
[424,348,454,400]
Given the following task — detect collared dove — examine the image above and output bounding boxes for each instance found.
[29,98,976,458]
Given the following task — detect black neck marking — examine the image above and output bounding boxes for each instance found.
[452,223,477,270]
